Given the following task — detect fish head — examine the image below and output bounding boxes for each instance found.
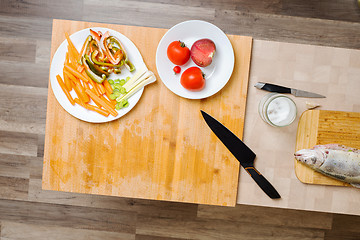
[294,148,326,168]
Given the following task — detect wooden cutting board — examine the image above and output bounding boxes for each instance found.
[295,110,360,187]
[42,19,253,206]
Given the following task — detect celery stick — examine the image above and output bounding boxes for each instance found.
[116,75,156,103]
[124,71,154,93]
[122,66,147,90]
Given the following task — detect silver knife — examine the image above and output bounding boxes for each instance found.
[254,82,326,98]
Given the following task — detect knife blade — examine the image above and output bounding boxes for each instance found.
[254,82,326,98]
[200,110,281,199]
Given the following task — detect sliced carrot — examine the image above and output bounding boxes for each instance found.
[94,82,103,95]
[66,42,79,59]
[74,98,108,116]
[77,65,84,73]
[67,45,83,73]
[79,38,88,58]
[100,95,116,108]
[85,104,110,117]
[104,91,117,106]
[89,86,97,93]
[65,38,82,72]
[89,88,105,108]
[79,79,85,88]
[65,52,69,64]
[64,64,88,83]
[56,75,75,105]
[74,97,86,108]
[87,78,101,96]
[85,89,118,117]
[73,86,83,104]
[67,45,77,64]
[103,80,113,94]
[109,97,117,106]
[70,78,76,88]
[63,71,72,91]
[103,85,117,105]
[97,83,105,95]
[84,82,90,90]
[90,93,103,108]
[64,69,80,85]
[104,91,112,101]
[65,32,79,60]
[81,71,94,83]
[74,82,90,103]
[79,71,103,95]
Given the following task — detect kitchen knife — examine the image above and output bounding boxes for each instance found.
[200,110,281,199]
[254,82,326,98]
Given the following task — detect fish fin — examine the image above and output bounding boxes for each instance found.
[350,183,360,189]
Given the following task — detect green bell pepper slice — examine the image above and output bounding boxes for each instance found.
[84,54,109,78]
[81,56,104,84]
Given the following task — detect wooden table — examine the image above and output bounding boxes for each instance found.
[1,1,360,238]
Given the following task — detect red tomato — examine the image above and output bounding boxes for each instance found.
[173,66,181,74]
[180,67,205,91]
[167,41,190,65]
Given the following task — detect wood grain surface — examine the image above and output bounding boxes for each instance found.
[1,0,360,239]
[295,110,360,186]
[42,19,252,206]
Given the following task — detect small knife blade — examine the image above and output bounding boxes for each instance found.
[200,110,281,199]
[254,82,326,98]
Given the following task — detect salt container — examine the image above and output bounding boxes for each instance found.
[258,93,297,127]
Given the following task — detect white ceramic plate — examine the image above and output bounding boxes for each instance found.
[50,27,147,123]
[156,20,234,99]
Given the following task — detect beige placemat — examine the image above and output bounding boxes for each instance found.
[238,40,360,215]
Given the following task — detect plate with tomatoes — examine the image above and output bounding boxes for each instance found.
[156,20,234,99]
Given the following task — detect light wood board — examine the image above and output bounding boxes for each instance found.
[42,19,253,206]
[295,110,360,187]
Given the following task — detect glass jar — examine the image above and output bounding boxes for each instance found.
[258,93,297,127]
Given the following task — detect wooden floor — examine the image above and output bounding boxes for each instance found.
[0,0,360,239]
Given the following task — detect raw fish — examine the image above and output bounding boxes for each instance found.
[295,144,360,188]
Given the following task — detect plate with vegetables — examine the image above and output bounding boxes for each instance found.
[50,27,156,123]
[156,20,234,99]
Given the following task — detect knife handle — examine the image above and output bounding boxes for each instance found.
[244,166,281,199]
[255,82,291,94]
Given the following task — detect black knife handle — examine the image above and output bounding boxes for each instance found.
[259,83,291,94]
[244,166,281,199]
